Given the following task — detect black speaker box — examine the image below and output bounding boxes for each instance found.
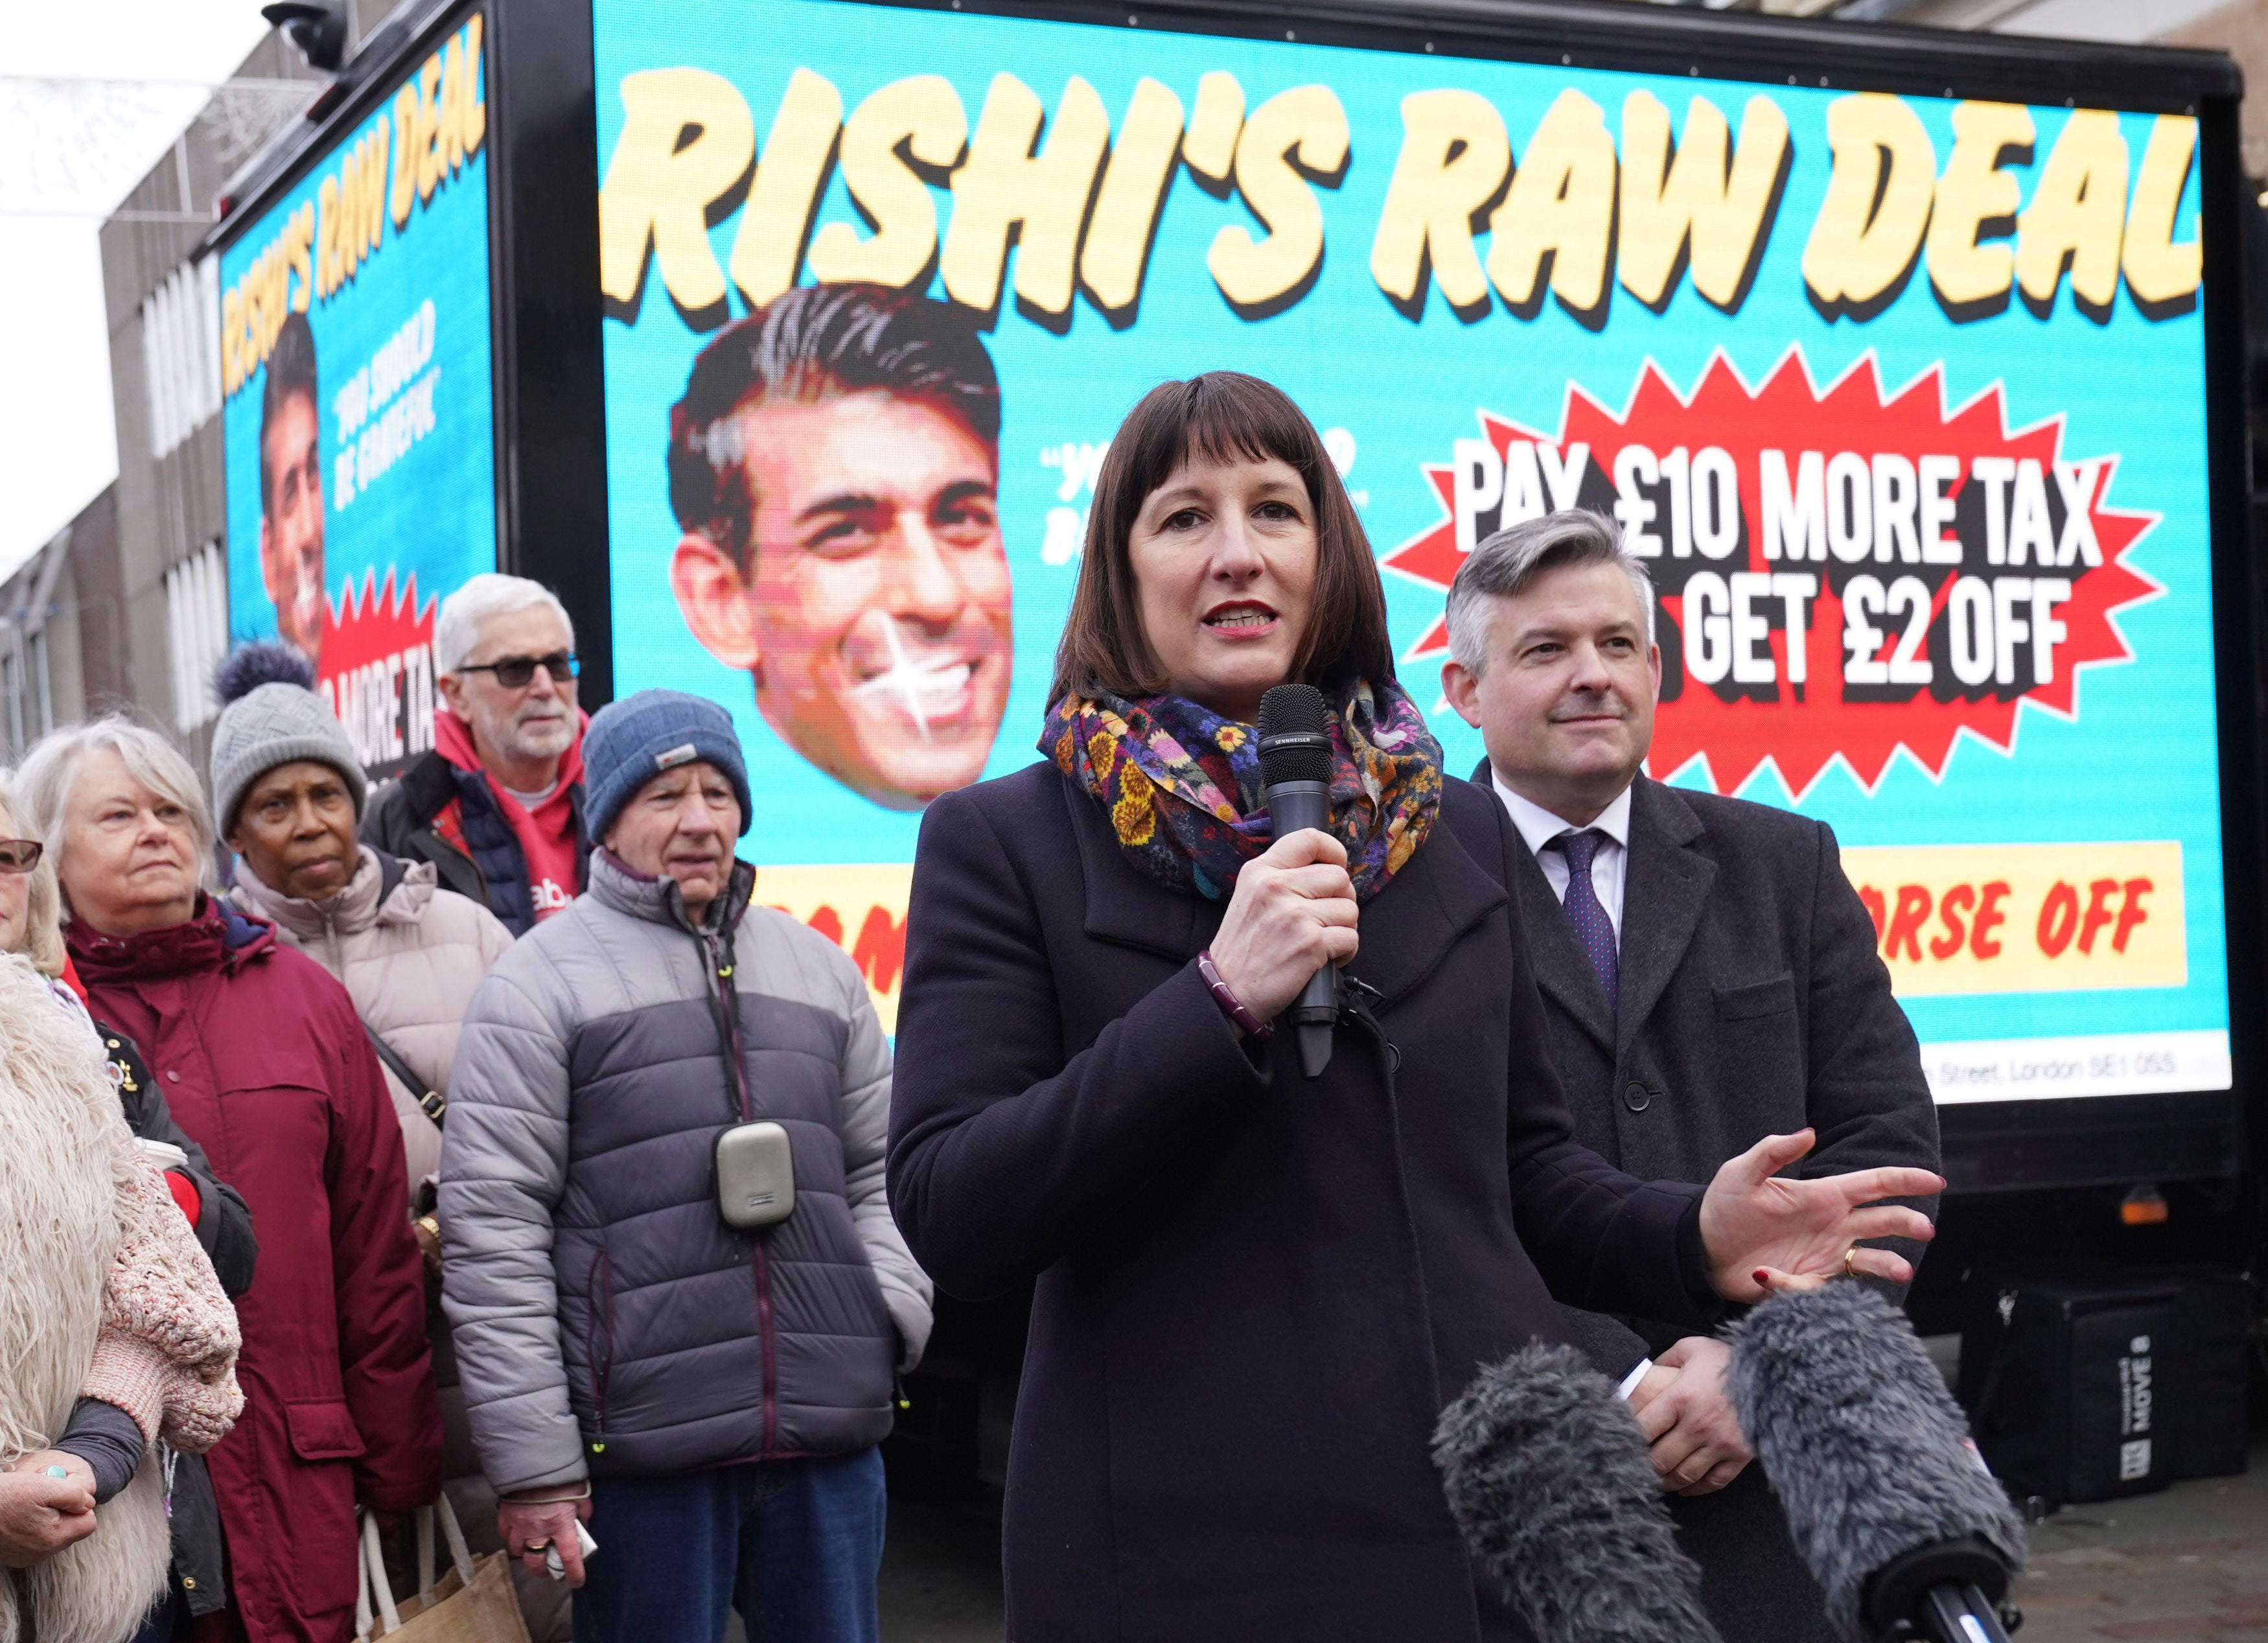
[1956,1266,2251,1509]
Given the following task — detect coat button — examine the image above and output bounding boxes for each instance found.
[181,1578,196,1591]
[168,1069,180,1082]
[1623,1082,1652,1112]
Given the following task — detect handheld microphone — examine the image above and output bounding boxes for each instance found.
[1257,683,1339,1078]
[1434,1342,1722,1643]
[1726,1283,2026,1643]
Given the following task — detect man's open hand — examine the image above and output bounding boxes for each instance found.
[1700,1130,1941,1302]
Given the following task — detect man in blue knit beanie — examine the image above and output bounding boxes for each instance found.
[577,690,754,849]
[441,688,932,1643]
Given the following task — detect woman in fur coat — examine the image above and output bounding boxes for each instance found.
[0,777,259,1638]
[17,720,439,1643]
[0,944,242,1643]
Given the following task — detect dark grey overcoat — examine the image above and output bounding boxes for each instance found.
[1473,763,1943,1642]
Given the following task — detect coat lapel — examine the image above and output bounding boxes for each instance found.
[1064,773,1206,961]
[1348,817,1506,1008]
[1615,778,1716,1058]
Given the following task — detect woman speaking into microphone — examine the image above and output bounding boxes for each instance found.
[886,373,1938,1641]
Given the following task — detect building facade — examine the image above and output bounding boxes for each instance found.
[2,3,402,773]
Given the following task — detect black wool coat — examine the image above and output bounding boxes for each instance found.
[1472,763,1942,1643]
[889,764,1724,1642]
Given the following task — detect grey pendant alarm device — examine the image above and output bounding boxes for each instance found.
[715,1121,796,1229]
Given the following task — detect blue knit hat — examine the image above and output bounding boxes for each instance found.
[582,690,752,842]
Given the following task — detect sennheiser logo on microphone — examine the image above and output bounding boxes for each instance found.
[2116,1334,2154,1482]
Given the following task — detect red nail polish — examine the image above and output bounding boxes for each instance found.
[1752,1269,1769,1286]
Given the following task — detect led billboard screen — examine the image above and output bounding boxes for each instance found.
[592,0,2226,1102]
[220,12,496,775]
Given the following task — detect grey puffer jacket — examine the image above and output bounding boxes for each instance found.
[439,850,932,1495]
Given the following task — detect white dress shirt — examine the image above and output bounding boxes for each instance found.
[1488,775,1633,951]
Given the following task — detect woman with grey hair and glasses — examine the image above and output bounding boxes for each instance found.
[15,718,441,1643]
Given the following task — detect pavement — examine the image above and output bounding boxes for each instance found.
[874,1445,2268,1643]
[879,1493,1004,1642]
[2013,1444,2268,1642]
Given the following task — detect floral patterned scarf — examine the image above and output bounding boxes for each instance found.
[1041,679,1442,903]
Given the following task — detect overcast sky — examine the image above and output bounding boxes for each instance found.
[0,0,274,581]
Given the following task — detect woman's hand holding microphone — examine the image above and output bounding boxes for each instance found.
[1206,830,1358,1030]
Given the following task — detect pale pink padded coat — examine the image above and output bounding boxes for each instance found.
[229,846,513,1200]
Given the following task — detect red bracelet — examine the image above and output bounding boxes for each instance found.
[1197,950,1272,1040]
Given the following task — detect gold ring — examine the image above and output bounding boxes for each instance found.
[1842,1245,1861,1280]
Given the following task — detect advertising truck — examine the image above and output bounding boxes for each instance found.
[212,0,2260,1477]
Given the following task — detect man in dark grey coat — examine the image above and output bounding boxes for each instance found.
[1441,509,1941,1642]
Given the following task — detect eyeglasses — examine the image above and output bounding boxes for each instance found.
[0,839,43,874]
[457,651,577,690]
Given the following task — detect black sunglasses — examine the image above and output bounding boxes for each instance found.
[0,839,43,874]
[458,651,577,690]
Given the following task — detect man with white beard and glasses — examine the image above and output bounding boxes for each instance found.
[362,574,591,934]
[667,282,1013,812]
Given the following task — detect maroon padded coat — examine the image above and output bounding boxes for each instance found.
[71,897,440,1643]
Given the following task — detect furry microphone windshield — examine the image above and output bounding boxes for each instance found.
[1433,1342,1721,1643]
[1727,1283,2026,1641]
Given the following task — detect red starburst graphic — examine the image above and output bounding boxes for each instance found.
[318,567,440,771]
[1380,347,2160,796]
[320,566,435,681]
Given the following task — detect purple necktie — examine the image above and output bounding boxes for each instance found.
[1547,829,1618,1016]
